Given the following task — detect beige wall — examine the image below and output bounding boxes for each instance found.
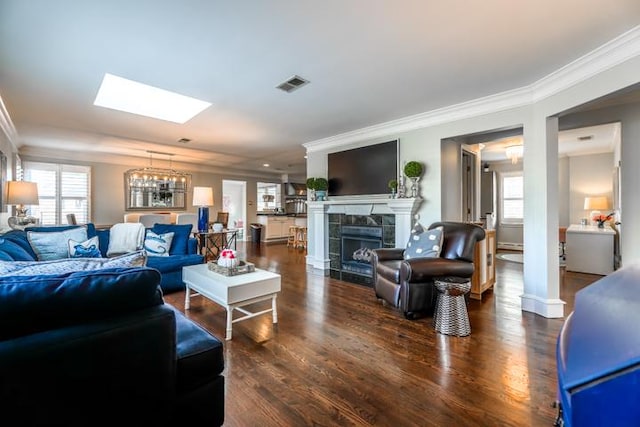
[20,155,283,228]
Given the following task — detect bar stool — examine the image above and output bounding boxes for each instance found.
[287,226,298,247]
[295,227,307,250]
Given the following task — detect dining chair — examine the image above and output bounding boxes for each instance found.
[138,213,171,228]
[66,213,78,225]
[176,213,199,232]
[215,212,229,229]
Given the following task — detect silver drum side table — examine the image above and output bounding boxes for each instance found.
[433,279,472,337]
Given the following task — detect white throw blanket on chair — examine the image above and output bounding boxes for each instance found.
[107,222,145,256]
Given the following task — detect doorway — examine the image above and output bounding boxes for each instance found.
[222,180,247,240]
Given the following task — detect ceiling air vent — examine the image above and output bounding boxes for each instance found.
[276,75,310,93]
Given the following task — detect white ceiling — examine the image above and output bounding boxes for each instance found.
[477,123,620,163]
[1,1,639,176]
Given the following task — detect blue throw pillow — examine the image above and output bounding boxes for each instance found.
[0,237,36,261]
[151,223,192,255]
[27,226,88,261]
[68,236,101,258]
[144,230,174,257]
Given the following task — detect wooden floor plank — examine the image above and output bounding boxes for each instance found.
[164,243,597,426]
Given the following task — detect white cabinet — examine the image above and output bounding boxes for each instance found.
[566,224,615,275]
[258,216,295,242]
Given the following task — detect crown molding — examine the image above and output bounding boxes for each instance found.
[531,25,640,102]
[0,95,18,147]
[305,25,640,153]
[18,146,281,180]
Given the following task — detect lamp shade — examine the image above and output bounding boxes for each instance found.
[192,186,213,206]
[584,196,608,210]
[6,181,39,205]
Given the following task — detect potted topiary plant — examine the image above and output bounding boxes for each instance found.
[404,161,423,178]
[306,177,317,201]
[403,161,424,197]
[314,178,328,201]
[388,179,398,198]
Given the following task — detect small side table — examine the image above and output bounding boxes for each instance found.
[194,229,238,261]
[433,279,472,337]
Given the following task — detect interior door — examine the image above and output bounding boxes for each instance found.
[222,180,247,240]
[461,149,476,222]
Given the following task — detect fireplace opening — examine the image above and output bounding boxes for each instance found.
[340,225,383,277]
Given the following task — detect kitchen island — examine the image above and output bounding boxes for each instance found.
[256,213,307,243]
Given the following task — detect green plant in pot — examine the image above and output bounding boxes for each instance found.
[388,179,398,198]
[403,161,424,197]
[306,177,317,201]
[314,178,328,201]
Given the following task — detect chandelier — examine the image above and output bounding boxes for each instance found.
[127,151,190,193]
[505,144,524,164]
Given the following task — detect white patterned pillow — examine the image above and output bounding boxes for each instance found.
[27,227,88,261]
[404,223,443,260]
[68,236,101,258]
[0,250,147,276]
[143,230,174,257]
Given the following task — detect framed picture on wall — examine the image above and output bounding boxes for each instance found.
[0,151,7,213]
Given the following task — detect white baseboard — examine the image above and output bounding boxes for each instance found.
[498,242,524,251]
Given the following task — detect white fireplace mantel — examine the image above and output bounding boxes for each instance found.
[306,197,422,271]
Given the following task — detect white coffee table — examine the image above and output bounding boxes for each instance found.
[182,263,281,340]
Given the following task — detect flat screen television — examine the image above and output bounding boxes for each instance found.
[328,140,398,196]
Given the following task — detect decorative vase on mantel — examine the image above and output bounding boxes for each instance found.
[396,177,405,198]
[409,177,420,198]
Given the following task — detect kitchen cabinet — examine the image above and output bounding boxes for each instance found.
[258,216,295,242]
[470,229,496,300]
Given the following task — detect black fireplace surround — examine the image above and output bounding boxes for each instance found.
[329,214,395,286]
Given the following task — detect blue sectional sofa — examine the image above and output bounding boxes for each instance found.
[0,222,204,294]
[0,265,224,425]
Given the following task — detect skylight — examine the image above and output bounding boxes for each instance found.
[93,73,211,124]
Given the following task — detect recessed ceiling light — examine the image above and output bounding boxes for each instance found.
[94,73,211,124]
[263,163,270,167]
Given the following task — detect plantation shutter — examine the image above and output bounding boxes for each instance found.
[23,162,91,225]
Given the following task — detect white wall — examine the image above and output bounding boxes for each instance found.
[568,153,614,224]
[305,47,640,318]
[558,156,570,227]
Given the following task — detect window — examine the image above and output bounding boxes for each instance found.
[500,172,523,224]
[257,182,281,211]
[24,162,91,225]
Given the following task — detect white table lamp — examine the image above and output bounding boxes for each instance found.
[584,196,608,224]
[6,181,40,229]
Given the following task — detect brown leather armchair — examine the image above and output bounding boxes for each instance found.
[372,221,486,319]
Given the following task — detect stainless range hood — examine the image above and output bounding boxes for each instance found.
[283,182,307,197]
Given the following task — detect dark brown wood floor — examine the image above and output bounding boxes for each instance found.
[163,245,600,427]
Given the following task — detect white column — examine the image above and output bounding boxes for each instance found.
[306,201,330,271]
[521,115,565,318]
